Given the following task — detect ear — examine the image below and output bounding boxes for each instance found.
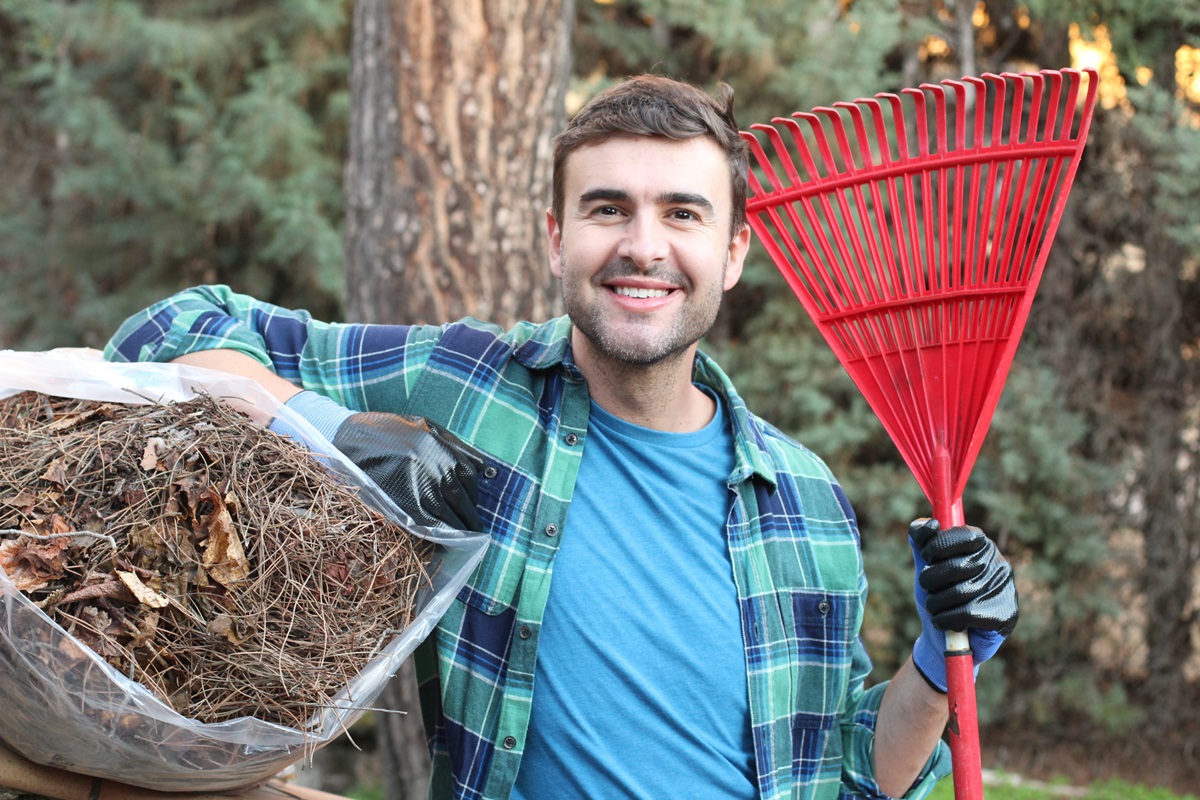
[546,209,564,278]
[723,224,751,290]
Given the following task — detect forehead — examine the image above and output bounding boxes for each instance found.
[562,136,732,208]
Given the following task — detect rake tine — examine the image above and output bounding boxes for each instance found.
[960,74,1008,417]
[748,118,854,319]
[791,111,866,309]
[769,117,852,317]
[963,76,988,288]
[877,314,937,476]
[831,101,892,305]
[743,125,787,194]
[898,312,941,480]
[742,128,804,299]
[946,78,970,291]
[900,87,938,296]
[970,75,1006,289]
[744,127,835,318]
[761,120,804,186]
[1008,71,1056,284]
[861,97,908,300]
[825,100,936,455]
[870,92,935,461]
[994,73,1042,286]
[950,77,970,153]
[1041,68,1065,144]
[986,71,1009,147]
[876,94,922,298]
[1016,70,1071,280]
[923,81,952,292]
[984,75,1024,286]
[889,90,928,300]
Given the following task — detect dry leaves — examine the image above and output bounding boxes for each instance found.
[0,391,435,729]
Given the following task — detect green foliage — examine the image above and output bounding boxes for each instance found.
[574,0,916,122]
[1024,0,1200,75]
[348,786,385,800]
[0,0,349,349]
[1125,82,1200,254]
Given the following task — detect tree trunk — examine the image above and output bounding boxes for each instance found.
[342,1,572,798]
[376,663,429,800]
[343,0,571,330]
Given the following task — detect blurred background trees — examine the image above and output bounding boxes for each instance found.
[0,0,1197,793]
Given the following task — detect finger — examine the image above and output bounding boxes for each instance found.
[919,546,990,592]
[930,575,1018,635]
[425,419,488,471]
[446,497,483,532]
[918,524,988,564]
[908,517,940,549]
[926,560,1015,625]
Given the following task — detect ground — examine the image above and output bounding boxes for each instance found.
[986,725,1200,795]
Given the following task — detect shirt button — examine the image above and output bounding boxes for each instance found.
[503,736,517,749]
[545,523,558,537]
[519,625,533,639]
[483,465,498,479]
[818,599,832,615]
[564,432,579,445]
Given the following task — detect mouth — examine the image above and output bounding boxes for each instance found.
[612,285,672,299]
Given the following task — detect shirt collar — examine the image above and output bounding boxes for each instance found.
[513,316,779,488]
[691,350,779,489]
[512,316,581,378]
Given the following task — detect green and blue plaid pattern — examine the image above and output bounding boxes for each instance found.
[106,285,949,800]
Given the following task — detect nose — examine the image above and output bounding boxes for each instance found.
[616,212,670,268]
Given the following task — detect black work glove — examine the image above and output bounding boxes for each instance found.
[910,518,1018,691]
[332,412,485,532]
[272,391,485,532]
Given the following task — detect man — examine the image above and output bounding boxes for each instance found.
[105,75,1017,799]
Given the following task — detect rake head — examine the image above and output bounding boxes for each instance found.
[741,67,1098,525]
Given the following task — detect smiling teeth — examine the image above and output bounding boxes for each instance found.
[614,286,670,299]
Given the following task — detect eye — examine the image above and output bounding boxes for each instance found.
[671,208,699,221]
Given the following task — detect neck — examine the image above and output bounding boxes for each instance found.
[572,333,715,432]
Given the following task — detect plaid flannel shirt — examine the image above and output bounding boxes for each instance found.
[105,285,949,800]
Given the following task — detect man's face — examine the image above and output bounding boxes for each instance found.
[547,136,750,371]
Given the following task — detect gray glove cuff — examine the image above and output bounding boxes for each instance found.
[270,390,354,443]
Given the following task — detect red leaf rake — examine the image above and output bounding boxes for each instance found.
[741,67,1098,799]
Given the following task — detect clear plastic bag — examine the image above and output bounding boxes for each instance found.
[0,349,488,792]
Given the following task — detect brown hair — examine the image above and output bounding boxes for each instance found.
[550,75,749,235]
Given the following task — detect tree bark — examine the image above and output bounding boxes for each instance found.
[343,0,571,330]
[342,1,572,798]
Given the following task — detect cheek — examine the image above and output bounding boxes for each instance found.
[558,232,610,275]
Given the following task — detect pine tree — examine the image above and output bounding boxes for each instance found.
[0,0,349,349]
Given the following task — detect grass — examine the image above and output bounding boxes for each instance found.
[929,776,1200,800]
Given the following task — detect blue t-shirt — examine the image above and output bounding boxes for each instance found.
[511,390,755,799]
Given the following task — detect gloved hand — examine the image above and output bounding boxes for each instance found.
[909,518,1018,692]
[273,391,485,532]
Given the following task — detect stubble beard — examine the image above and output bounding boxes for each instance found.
[559,254,728,368]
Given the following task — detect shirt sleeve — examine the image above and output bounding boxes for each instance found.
[838,636,952,798]
[806,465,950,797]
[102,283,439,412]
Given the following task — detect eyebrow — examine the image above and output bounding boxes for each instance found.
[577,188,716,216]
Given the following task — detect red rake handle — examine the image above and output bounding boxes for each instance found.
[945,635,984,800]
[935,483,983,800]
